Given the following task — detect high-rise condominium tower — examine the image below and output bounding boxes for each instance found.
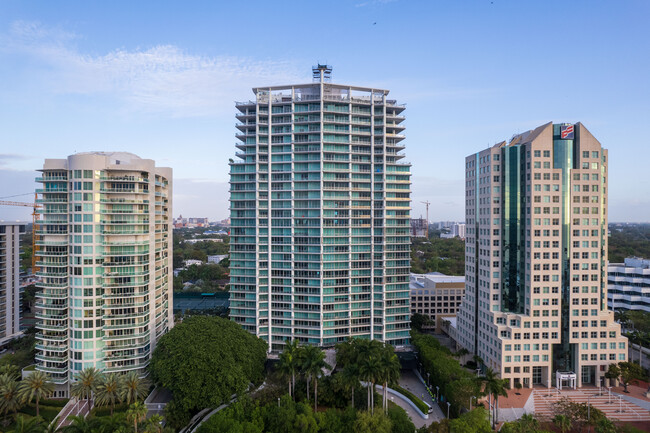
[456,122,627,388]
[36,152,172,396]
[229,66,411,352]
[0,222,25,346]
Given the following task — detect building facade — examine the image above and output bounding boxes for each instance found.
[410,273,465,332]
[608,257,650,313]
[229,66,411,352]
[455,122,626,388]
[0,222,25,346]
[35,152,172,395]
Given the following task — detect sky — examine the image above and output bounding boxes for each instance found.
[0,0,649,223]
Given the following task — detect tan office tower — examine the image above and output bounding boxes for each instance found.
[456,122,627,389]
[230,66,411,351]
[0,222,25,346]
[35,152,172,396]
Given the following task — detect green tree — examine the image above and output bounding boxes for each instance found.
[618,361,646,392]
[127,401,148,433]
[553,414,572,433]
[278,339,301,400]
[16,370,54,417]
[449,408,491,433]
[353,410,392,433]
[341,365,359,408]
[70,367,102,403]
[61,415,102,433]
[301,345,331,412]
[144,414,165,433]
[8,415,45,433]
[0,374,22,421]
[387,406,415,433]
[95,372,123,415]
[149,316,267,429]
[120,371,150,405]
[605,363,620,387]
[378,348,400,414]
[411,313,431,333]
[480,368,509,428]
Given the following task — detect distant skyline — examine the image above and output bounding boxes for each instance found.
[1,0,649,222]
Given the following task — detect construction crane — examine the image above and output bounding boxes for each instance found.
[0,193,42,270]
[420,200,431,238]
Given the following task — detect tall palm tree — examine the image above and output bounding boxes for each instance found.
[359,354,381,414]
[70,367,102,403]
[481,368,509,428]
[301,345,331,412]
[341,364,359,408]
[7,415,44,433]
[95,373,122,415]
[553,414,572,433]
[278,339,301,399]
[144,414,164,433]
[120,371,150,405]
[0,374,22,421]
[126,401,148,433]
[17,370,54,417]
[379,348,401,414]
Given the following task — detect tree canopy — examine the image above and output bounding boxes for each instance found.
[149,316,267,425]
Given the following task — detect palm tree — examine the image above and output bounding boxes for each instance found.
[144,414,164,433]
[301,345,331,412]
[98,412,128,432]
[341,364,359,408]
[0,374,22,422]
[61,415,102,433]
[96,373,122,415]
[553,414,572,433]
[70,367,102,403]
[359,353,381,414]
[7,415,44,433]
[126,401,148,433]
[378,348,401,414]
[278,339,301,399]
[481,368,509,428]
[17,370,54,417]
[120,371,150,405]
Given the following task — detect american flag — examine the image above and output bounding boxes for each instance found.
[561,125,574,139]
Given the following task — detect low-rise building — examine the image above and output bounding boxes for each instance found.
[410,273,465,333]
[608,257,650,313]
[207,255,228,264]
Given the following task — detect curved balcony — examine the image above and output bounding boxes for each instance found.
[104,330,150,341]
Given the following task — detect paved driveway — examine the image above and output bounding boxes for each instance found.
[398,370,445,425]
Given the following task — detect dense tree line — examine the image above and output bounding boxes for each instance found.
[410,237,465,276]
[608,223,650,263]
[148,316,267,430]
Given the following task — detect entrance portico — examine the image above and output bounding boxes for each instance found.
[556,371,577,390]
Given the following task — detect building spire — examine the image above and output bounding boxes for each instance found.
[312,64,332,83]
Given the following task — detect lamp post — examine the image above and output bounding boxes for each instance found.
[436,386,439,403]
[470,396,476,411]
[447,401,451,419]
[587,395,591,432]
[278,397,280,407]
[427,372,430,388]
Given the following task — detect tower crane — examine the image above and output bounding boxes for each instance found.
[420,201,430,238]
[0,193,42,270]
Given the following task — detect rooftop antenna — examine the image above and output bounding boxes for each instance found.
[312,64,332,83]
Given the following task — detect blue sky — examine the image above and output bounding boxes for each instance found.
[0,0,648,222]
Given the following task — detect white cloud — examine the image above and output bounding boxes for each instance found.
[2,21,305,118]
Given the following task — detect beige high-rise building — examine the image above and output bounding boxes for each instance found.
[35,152,172,396]
[455,122,627,389]
[0,222,25,346]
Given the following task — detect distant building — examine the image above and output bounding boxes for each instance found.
[440,223,466,239]
[182,238,224,244]
[410,273,465,333]
[173,215,209,228]
[0,222,25,346]
[183,259,204,267]
[410,217,428,238]
[207,255,228,264]
[608,257,650,313]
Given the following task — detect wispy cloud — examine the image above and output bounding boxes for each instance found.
[1,21,305,118]
[355,0,399,7]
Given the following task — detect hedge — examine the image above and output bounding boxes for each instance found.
[394,385,430,414]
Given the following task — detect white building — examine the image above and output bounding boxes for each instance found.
[207,255,228,264]
[608,257,650,313]
[0,222,25,346]
[36,152,173,395]
[410,273,465,332]
[229,65,411,351]
[440,223,466,239]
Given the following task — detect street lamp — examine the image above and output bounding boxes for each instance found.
[447,401,451,418]
[436,386,439,403]
[470,396,476,411]
[427,372,430,388]
[278,397,280,407]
